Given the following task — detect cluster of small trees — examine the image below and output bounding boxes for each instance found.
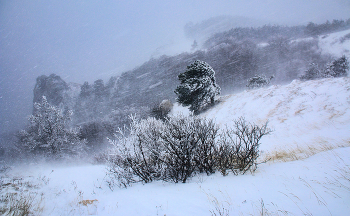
[106,115,271,188]
[305,19,350,37]
[299,55,349,81]
[17,96,87,160]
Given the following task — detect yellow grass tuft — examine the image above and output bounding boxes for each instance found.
[262,139,350,163]
[79,199,98,206]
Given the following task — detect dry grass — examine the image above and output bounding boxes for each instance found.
[262,140,350,163]
[0,167,45,216]
[0,191,44,216]
[294,108,306,115]
[278,118,287,123]
[202,189,231,216]
[79,199,98,206]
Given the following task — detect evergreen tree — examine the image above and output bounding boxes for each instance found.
[18,96,86,158]
[93,79,106,100]
[80,81,92,98]
[175,60,220,114]
[324,55,349,78]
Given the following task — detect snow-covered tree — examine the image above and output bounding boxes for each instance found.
[18,96,86,158]
[175,60,220,114]
[323,55,349,78]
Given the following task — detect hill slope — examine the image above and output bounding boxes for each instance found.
[203,77,350,159]
[2,77,350,215]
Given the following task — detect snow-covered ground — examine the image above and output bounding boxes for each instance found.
[1,76,349,216]
[1,29,350,215]
[318,29,350,58]
[203,77,350,161]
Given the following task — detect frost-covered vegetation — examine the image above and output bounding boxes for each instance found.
[299,55,349,80]
[17,96,87,160]
[106,115,270,187]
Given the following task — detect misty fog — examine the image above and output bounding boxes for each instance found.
[1,0,350,135]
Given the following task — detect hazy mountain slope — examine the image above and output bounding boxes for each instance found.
[29,26,349,136]
[184,15,267,42]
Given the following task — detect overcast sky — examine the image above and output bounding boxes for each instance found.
[1,0,350,134]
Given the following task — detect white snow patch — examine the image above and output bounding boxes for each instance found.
[257,42,269,48]
[149,81,163,89]
[170,102,191,116]
[136,72,151,79]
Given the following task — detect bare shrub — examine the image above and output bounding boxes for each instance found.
[159,115,219,183]
[215,143,235,176]
[194,118,219,175]
[159,115,199,183]
[218,117,272,175]
[106,115,271,187]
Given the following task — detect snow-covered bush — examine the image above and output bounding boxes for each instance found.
[107,115,271,187]
[108,115,218,185]
[323,55,349,78]
[300,56,349,81]
[107,116,165,187]
[17,96,87,159]
[159,115,219,183]
[175,60,221,114]
[299,63,321,81]
[192,118,219,175]
[246,74,274,89]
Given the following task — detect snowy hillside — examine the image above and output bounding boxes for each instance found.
[2,77,350,215]
[203,77,350,161]
[318,29,350,58]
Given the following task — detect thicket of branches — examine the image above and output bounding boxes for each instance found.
[106,115,271,188]
[299,55,349,81]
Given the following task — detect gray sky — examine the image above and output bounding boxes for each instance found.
[1,0,349,134]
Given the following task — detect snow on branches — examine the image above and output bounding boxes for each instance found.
[18,96,87,159]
